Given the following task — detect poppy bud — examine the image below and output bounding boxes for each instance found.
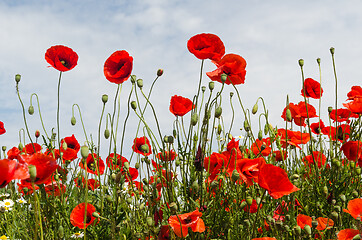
[323,186,328,195]
[71,116,76,126]
[123,161,130,170]
[353,190,359,198]
[330,211,338,222]
[304,225,311,235]
[111,173,116,181]
[328,106,333,113]
[231,169,240,182]
[244,120,250,132]
[228,133,233,140]
[104,129,110,139]
[102,94,108,103]
[130,75,137,84]
[215,106,222,118]
[334,205,341,212]
[106,195,113,203]
[286,109,292,121]
[146,216,153,227]
[258,130,263,140]
[62,141,67,151]
[356,167,361,175]
[1,146,6,152]
[217,124,222,135]
[92,212,100,218]
[209,82,215,91]
[246,196,253,206]
[134,162,139,169]
[35,130,40,138]
[192,180,199,192]
[339,194,346,202]
[131,101,137,110]
[157,69,163,76]
[201,86,206,92]
[264,124,269,135]
[169,202,177,212]
[294,226,301,236]
[252,103,258,114]
[80,145,89,159]
[15,74,21,83]
[316,58,321,64]
[191,113,198,126]
[58,226,64,238]
[28,105,34,115]
[173,129,177,138]
[18,143,23,151]
[136,79,143,88]
[240,201,247,209]
[330,47,335,54]
[28,165,37,182]
[298,59,304,67]
[221,73,227,83]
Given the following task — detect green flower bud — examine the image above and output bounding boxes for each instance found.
[294,226,301,236]
[169,202,178,212]
[330,211,339,222]
[104,129,110,139]
[231,169,240,182]
[356,167,361,175]
[350,161,356,169]
[28,165,37,182]
[339,194,346,202]
[15,74,21,83]
[298,59,304,67]
[353,191,359,198]
[330,47,335,54]
[123,161,130,170]
[240,200,247,209]
[58,226,64,238]
[316,58,321,64]
[102,94,108,103]
[92,212,100,218]
[323,186,328,195]
[252,103,258,114]
[130,75,137,84]
[286,108,292,121]
[136,79,143,88]
[18,142,23,151]
[304,225,311,235]
[111,173,116,181]
[201,86,206,92]
[106,195,113,203]
[28,105,34,115]
[80,145,89,159]
[135,162,140,169]
[244,120,250,132]
[264,124,269,135]
[192,180,199,192]
[215,106,222,118]
[2,146,6,152]
[258,130,263,140]
[175,159,181,166]
[246,196,253,206]
[221,73,227,83]
[146,216,153,227]
[328,106,333,114]
[208,82,215,91]
[230,92,234,97]
[311,219,318,228]
[191,113,198,126]
[131,101,137,110]
[157,69,163,76]
[62,141,67,151]
[71,116,76,126]
[217,124,222,135]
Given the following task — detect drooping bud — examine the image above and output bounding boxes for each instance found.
[339,194,346,202]
[191,113,198,126]
[330,47,335,55]
[157,69,163,77]
[102,94,108,103]
[104,129,110,139]
[62,141,67,151]
[330,211,339,222]
[28,105,34,115]
[298,59,304,67]
[217,124,222,135]
[15,74,21,83]
[71,116,76,126]
[231,169,240,182]
[244,120,250,132]
[252,103,258,114]
[136,79,143,88]
[28,165,37,182]
[258,130,263,140]
[131,101,137,110]
[18,142,23,151]
[80,145,89,159]
[215,106,222,118]
[208,82,215,91]
[240,201,247,209]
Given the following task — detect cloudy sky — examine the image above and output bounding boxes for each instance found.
[1,0,362,158]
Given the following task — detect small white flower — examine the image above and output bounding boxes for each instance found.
[71,232,84,238]
[16,199,27,204]
[0,201,13,212]
[0,193,10,198]
[2,199,14,208]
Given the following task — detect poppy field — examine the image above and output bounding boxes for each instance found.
[1,33,362,240]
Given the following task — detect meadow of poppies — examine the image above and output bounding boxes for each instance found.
[1,33,362,239]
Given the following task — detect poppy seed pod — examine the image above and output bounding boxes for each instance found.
[15,74,21,83]
[136,79,143,88]
[191,113,198,126]
[252,103,258,114]
[167,136,174,144]
[201,86,206,92]
[28,165,37,182]
[80,145,89,159]
[1,146,6,152]
[157,69,163,76]
[28,105,34,115]
[71,116,76,126]
[130,75,137,84]
[102,94,108,103]
[209,81,215,91]
[131,101,137,110]
[298,59,304,67]
[135,162,140,169]
[215,106,222,118]
[328,106,333,113]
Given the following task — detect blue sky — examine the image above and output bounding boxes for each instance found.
[1,0,362,157]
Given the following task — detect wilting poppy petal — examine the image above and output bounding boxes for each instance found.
[187,33,225,61]
[45,45,78,72]
[104,50,133,84]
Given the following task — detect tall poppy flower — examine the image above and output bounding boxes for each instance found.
[169,95,194,117]
[0,159,29,188]
[329,108,358,122]
[74,177,100,191]
[187,33,225,61]
[70,203,98,229]
[316,217,334,230]
[168,210,205,238]
[22,143,42,155]
[321,124,350,142]
[234,157,264,186]
[277,129,310,148]
[337,229,360,240]
[60,134,80,162]
[341,141,362,162]
[0,121,5,135]
[310,120,325,134]
[296,214,312,229]
[132,136,152,156]
[45,45,78,72]
[281,102,317,127]
[301,78,323,99]
[303,151,327,169]
[157,150,176,161]
[347,86,362,100]
[79,153,105,175]
[343,198,362,220]
[104,50,133,84]
[258,162,299,199]
[106,153,129,170]
[343,97,362,114]
[206,54,247,85]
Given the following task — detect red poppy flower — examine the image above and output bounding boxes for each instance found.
[341,141,362,162]
[310,120,325,134]
[241,199,262,213]
[168,210,205,238]
[106,153,129,170]
[17,179,39,195]
[251,138,272,157]
[281,102,318,127]
[337,229,360,240]
[296,214,312,229]
[60,134,80,162]
[322,124,350,142]
[0,121,5,135]
[0,159,29,188]
[303,151,327,169]
[7,147,21,160]
[187,33,225,61]
[204,152,226,182]
[330,108,358,122]
[343,198,362,220]
[347,86,362,100]
[301,78,323,99]
[258,162,300,199]
[22,143,42,155]
[74,177,100,191]
[206,54,247,85]
[277,129,310,148]
[45,45,78,72]
[316,217,334,230]
[343,97,362,114]
[79,153,105,175]
[273,150,288,161]
[123,167,139,183]
[104,50,133,84]
[132,136,152,156]
[44,181,66,196]
[169,95,194,117]
[234,157,264,186]
[70,203,98,229]
[19,153,58,184]
[158,225,171,240]
[157,150,177,161]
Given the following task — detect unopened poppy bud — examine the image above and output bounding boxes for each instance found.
[286,109,292,121]
[111,173,116,181]
[316,58,321,64]
[240,201,247,209]
[252,103,258,114]
[330,211,339,221]
[136,79,143,88]
[15,74,21,83]
[258,130,263,140]
[244,120,250,132]
[18,142,23,151]
[71,116,76,126]
[353,190,359,198]
[191,113,198,126]
[131,101,137,110]
[130,75,137,84]
[217,124,222,135]
[28,105,34,115]
[175,159,180,166]
[35,130,40,138]
[1,146,6,152]
[294,226,301,236]
[173,129,177,138]
[356,167,361,175]
[330,47,335,54]
[209,81,215,91]
[323,186,328,195]
[135,162,140,169]
[62,141,67,151]
[157,69,163,76]
[304,225,311,235]
[298,59,304,67]
[221,73,227,83]
[167,136,174,144]
[80,145,89,159]
[350,161,356,169]
[246,196,253,206]
[215,106,222,118]
[231,169,240,182]
[28,165,37,181]
[106,195,113,203]
[339,194,346,202]
[92,212,100,218]
[264,124,269,135]
[146,216,153,227]
[58,226,64,238]
[328,106,333,113]
[334,205,341,212]
[123,161,130,170]
[201,86,206,92]
[228,133,233,140]
[169,202,177,212]
[102,94,108,103]
[104,129,110,139]
[192,180,199,192]
[352,234,361,240]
